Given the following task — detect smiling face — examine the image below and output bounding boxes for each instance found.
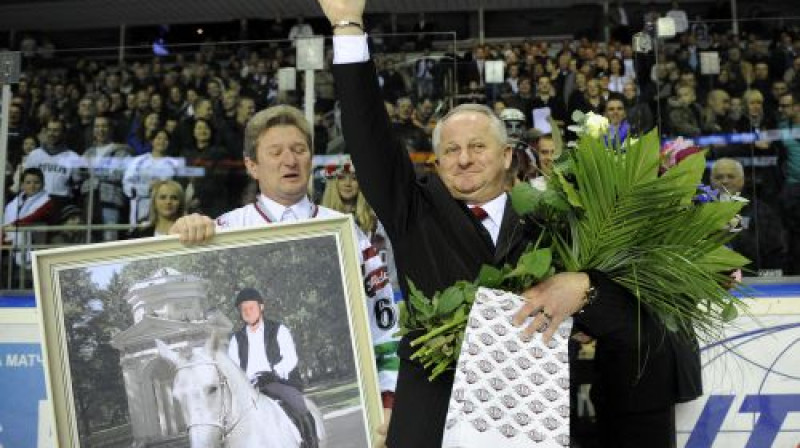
[436,111,511,205]
[336,173,359,202]
[245,125,311,206]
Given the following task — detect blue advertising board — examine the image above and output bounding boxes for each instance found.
[0,293,52,448]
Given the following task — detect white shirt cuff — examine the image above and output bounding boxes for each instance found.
[333,34,370,64]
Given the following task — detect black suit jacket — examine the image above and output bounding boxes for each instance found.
[333,59,700,447]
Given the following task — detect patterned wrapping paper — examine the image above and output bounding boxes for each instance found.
[442,287,573,448]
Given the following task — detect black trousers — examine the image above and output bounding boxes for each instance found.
[597,405,676,448]
[261,381,308,416]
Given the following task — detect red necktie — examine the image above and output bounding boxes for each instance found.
[470,206,488,221]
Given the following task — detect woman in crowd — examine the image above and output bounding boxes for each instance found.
[321,158,399,291]
[181,118,230,217]
[127,111,162,155]
[123,128,182,225]
[129,179,185,237]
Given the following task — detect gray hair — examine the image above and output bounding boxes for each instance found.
[711,157,744,178]
[243,105,312,160]
[431,103,508,156]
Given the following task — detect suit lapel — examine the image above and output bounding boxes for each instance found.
[494,195,528,265]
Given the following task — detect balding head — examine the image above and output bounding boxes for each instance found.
[711,158,744,195]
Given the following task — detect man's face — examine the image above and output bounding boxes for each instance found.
[538,138,557,174]
[730,98,743,116]
[605,100,626,126]
[772,82,788,101]
[537,77,552,96]
[755,63,769,80]
[622,82,637,100]
[711,162,744,195]
[678,87,696,105]
[93,117,111,144]
[236,98,256,123]
[778,95,795,121]
[245,125,312,206]
[436,112,511,205]
[709,92,731,116]
[9,105,21,125]
[396,99,413,120]
[195,100,213,120]
[239,300,263,326]
[46,121,64,147]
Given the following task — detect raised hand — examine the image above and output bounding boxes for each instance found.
[317,0,366,24]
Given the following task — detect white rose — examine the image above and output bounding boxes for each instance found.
[584,112,609,139]
[530,176,548,191]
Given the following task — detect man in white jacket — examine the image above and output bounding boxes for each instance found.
[171,104,399,431]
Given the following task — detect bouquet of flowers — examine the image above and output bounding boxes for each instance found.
[397,113,750,380]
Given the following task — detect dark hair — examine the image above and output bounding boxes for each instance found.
[21,167,45,184]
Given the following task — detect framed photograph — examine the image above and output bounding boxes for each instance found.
[33,216,382,447]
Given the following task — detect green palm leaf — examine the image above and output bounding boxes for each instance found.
[547,130,749,338]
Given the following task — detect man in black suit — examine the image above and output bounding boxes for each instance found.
[319,1,701,447]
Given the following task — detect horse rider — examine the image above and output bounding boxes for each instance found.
[227,287,318,448]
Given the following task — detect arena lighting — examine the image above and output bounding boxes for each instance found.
[196,28,204,35]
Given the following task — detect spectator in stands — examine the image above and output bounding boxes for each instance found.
[535,134,561,179]
[24,118,85,209]
[182,118,231,217]
[784,55,800,93]
[288,16,314,46]
[129,179,186,238]
[668,85,702,137]
[166,86,189,120]
[378,58,407,103]
[605,97,630,146]
[48,204,86,246]
[3,168,55,279]
[576,79,606,115]
[778,93,800,268]
[82,116,132,241]
[5,103,28,168]
[123,128,182,225]
[776,92,796,128]
[532,75,567,128]
[393,97,431,153]
[128,111,162,155]
[621,81,654,134]
[608,57,632,94]
[415,50,436,99]
[507,77,534,124]
[10,136,39,195]
[711,158,786,274]
[703,89,735,134]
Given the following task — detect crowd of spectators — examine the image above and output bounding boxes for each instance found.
[2,8,800,288]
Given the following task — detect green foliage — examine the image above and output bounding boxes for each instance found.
[401,128,752,381]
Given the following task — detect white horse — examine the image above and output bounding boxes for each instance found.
[156,336,326,448]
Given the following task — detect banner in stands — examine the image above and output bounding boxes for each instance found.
[676,295,800,448]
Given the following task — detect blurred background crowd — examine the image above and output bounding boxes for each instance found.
[2,0,800,289]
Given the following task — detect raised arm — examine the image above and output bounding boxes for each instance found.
[323,0,420,238]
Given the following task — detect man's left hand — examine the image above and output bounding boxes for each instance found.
[512,272,590,343]
[274,363,291,380]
